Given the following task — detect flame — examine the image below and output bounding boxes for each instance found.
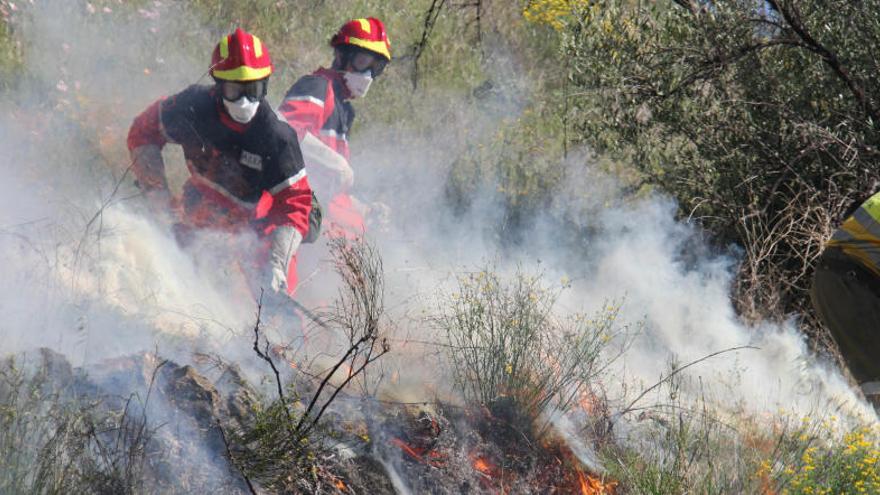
[391,437,424,461]
[576,469,616,495]
[473,457,491,474]
[389,437,445,467]
[334,478,346,491]
[468,452,500,479]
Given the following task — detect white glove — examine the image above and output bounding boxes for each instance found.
[265,226,303,293]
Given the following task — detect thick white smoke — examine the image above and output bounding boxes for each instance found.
[0,0,873,453]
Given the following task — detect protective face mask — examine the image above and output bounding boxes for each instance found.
[343,70,373,98]
[223,96,260,123]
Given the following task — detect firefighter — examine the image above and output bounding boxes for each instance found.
[127,28,317,297]
[277,17,391,237]
[811,188,880,409]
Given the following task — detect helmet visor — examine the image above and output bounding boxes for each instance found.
[219,79,268,102]
[349,51,387,78]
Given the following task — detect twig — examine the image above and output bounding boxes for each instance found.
[616,345,759,420]
[410,0,448,89]
[216,417,258,495]
[252,291,289,420]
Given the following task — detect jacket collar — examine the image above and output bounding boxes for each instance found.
[314,67,352,100]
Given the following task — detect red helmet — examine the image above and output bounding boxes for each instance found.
[330,17,391,61]
[210,28,273,82]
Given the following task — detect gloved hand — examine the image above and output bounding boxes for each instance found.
[264,225,303,294]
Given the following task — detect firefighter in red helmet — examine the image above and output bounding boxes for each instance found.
[127,28,319,297]
[278,17,391,237]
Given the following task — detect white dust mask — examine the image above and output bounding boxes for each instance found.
[223,96,260,123]
[343,70,373,98]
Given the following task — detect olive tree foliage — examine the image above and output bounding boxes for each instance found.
[562,0,880,348]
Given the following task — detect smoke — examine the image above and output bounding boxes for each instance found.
[0,3,874,490]
[347,89,874,424]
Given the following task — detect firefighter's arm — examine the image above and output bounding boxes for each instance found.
[127,99,169,191]
[261,176,313,293]
[260,115,316,292]
[278,75,330,140]
[300,132,354,191]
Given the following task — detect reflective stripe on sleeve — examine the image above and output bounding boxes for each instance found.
[190,173,257,209]
[269,168,308,195]
[156,100,176,144]
[319,129,348,142]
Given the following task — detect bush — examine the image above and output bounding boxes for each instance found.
[775,424,880,495]
[223,237,390,492]
[0,2,23,92]
[0,352,154,495]
[562,1,880,350]
[603,368,880,494]
[438,267,627,438]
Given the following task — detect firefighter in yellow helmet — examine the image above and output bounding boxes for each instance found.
[278,17,391,237]
[811,187,880,409]
[127,28,319,298]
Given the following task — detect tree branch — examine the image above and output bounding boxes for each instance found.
[766,0,880,124]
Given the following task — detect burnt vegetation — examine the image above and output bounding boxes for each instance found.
[1,0,879,493]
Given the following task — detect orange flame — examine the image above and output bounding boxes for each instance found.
[334,478,346,491]
[576,469,617,495]
[468,452,500,479]
[391,437,424,461]
[473,458,491,474]
[389,437,445,467]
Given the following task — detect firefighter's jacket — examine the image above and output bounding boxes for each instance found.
[127,84,313,240]
[278,68,365,235]
[828,191,880,277]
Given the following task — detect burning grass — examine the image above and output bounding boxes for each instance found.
[438,267,630,441]
[219,237,391,493]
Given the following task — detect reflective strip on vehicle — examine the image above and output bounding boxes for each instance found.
[831,227,856,242]
[829,219,880,275]
[852,207,880,239]
[860,192,880,223]
[269,168,308,195]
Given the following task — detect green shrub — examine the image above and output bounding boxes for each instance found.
[0,353,153,495]
[603,371,880,495]
[561,1,880,347]
[0,4,23,92]
[438,267,626,438]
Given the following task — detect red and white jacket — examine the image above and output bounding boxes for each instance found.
[278,68,365,235]
[127,84,313,239]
